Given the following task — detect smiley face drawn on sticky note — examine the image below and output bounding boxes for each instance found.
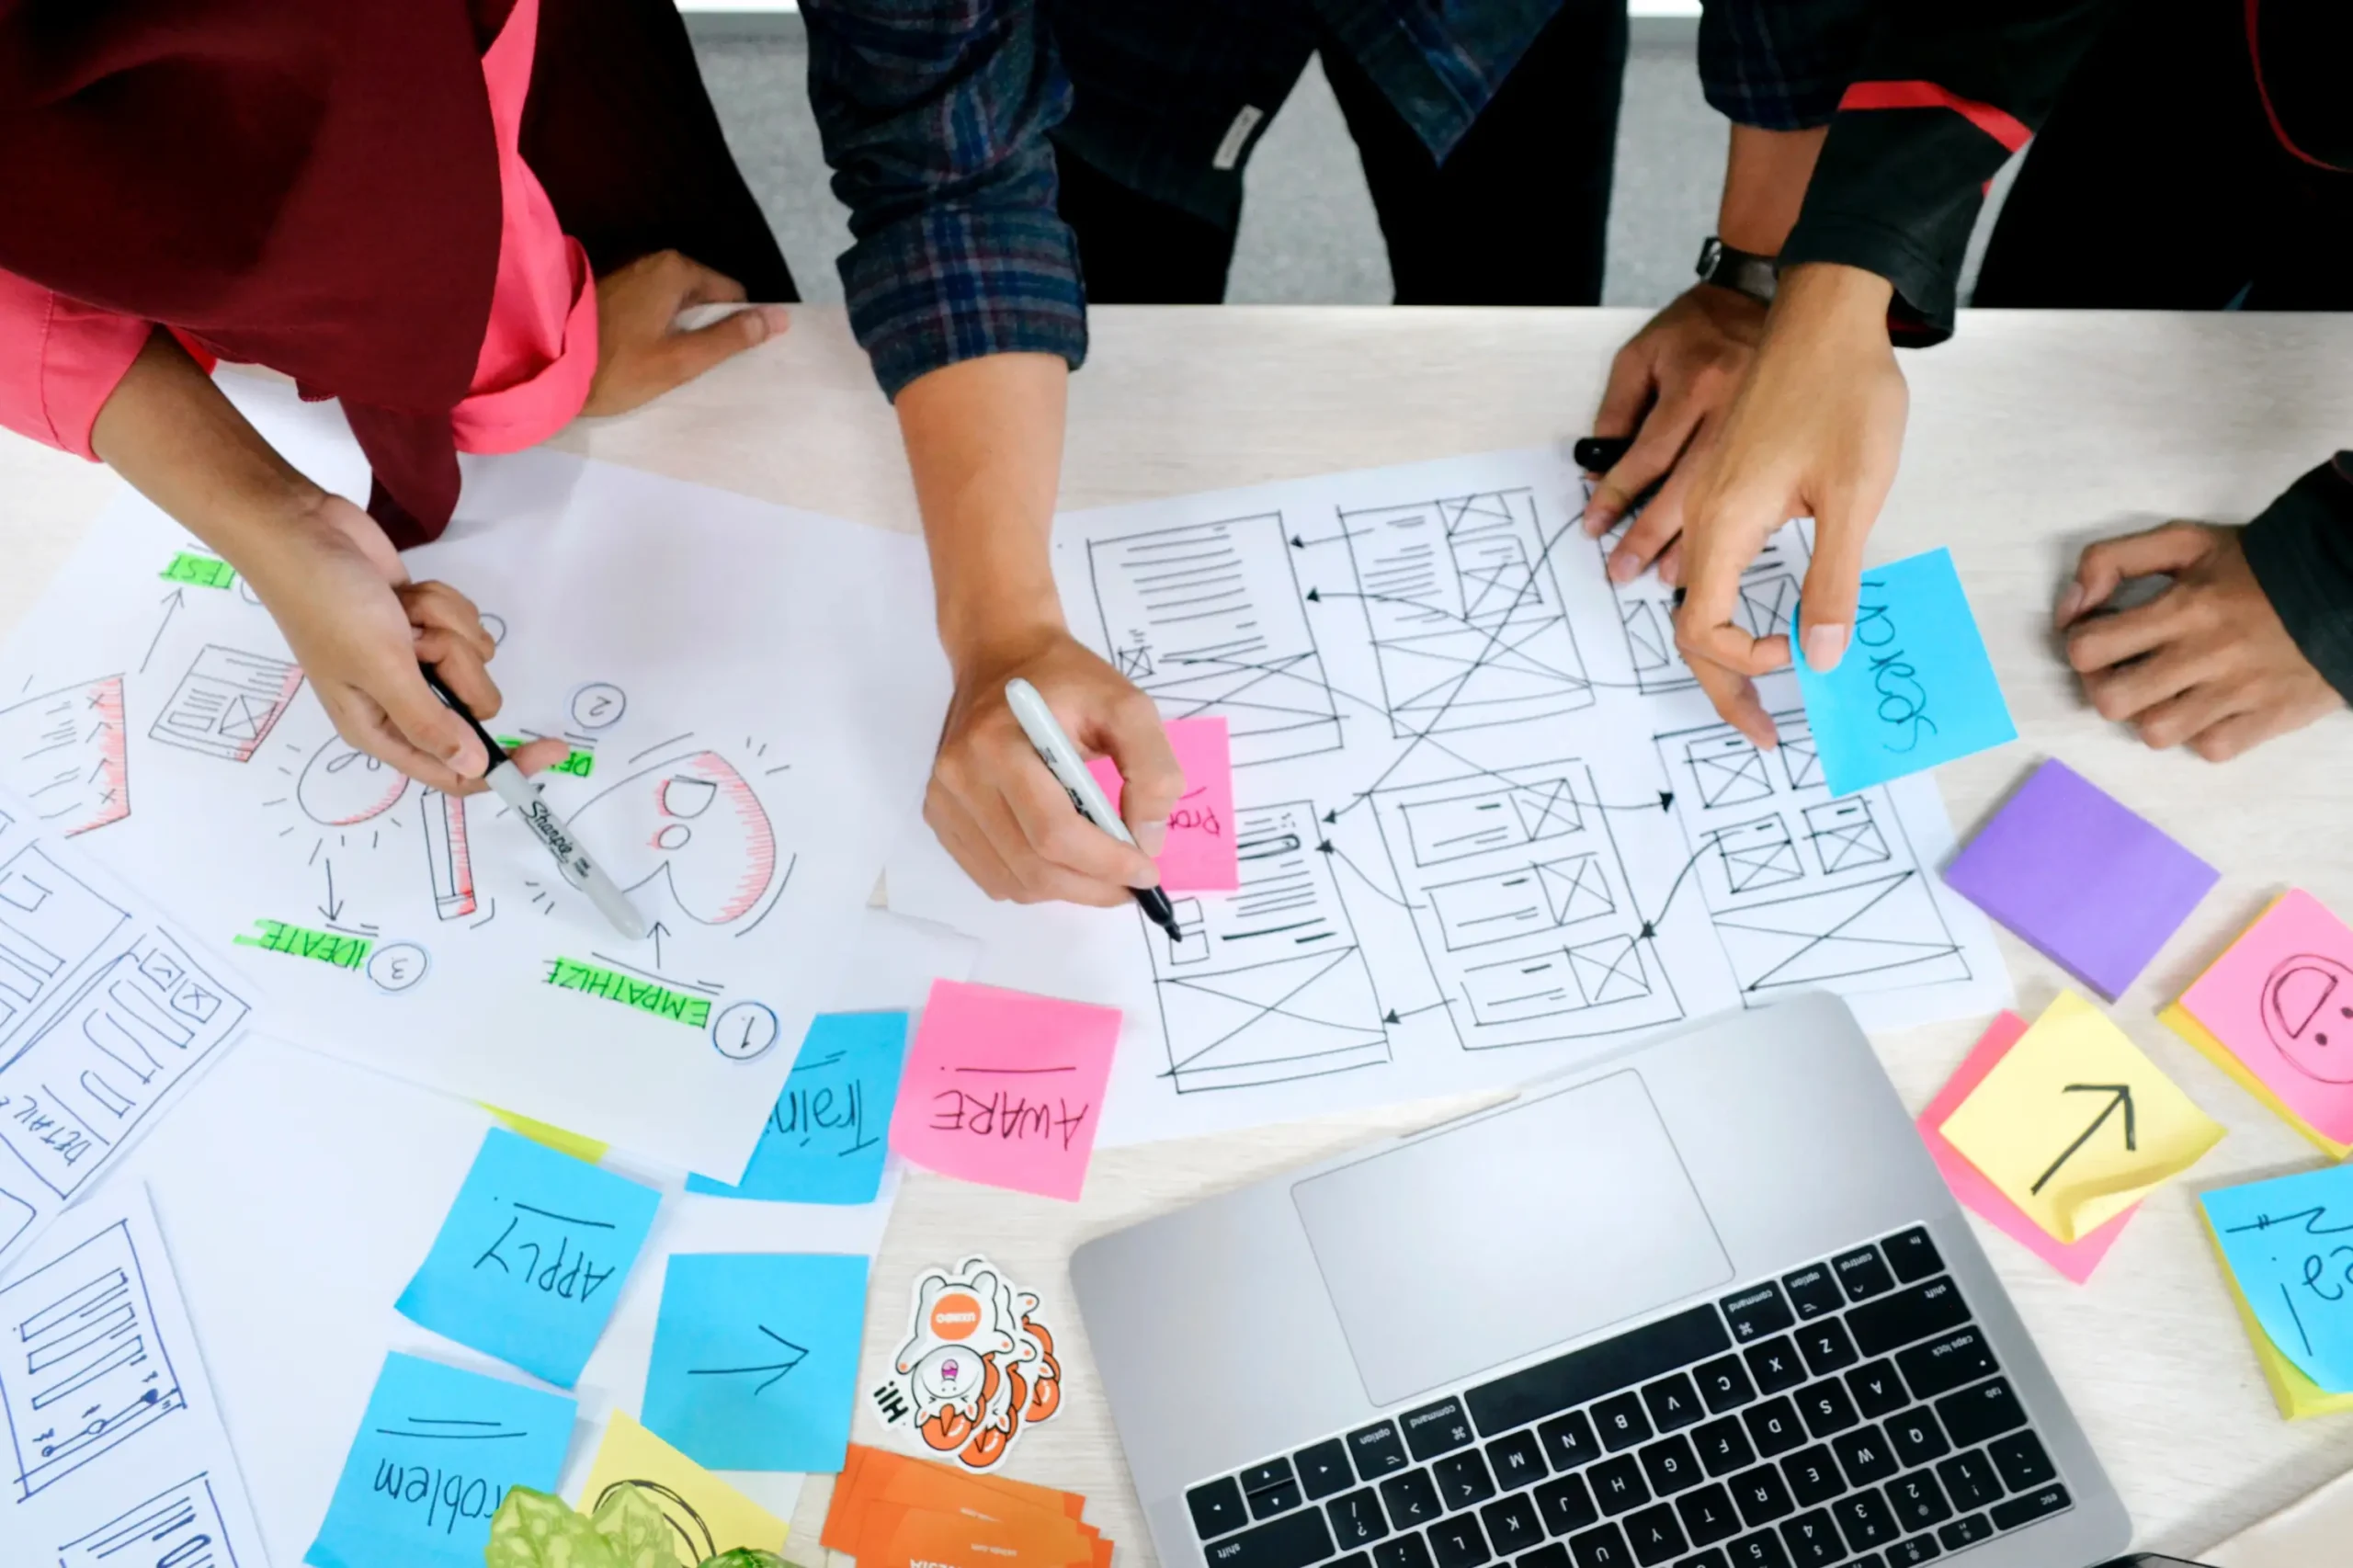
[2266,953,2353,1084]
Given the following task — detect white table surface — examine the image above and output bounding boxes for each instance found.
[4,306,2349,1564]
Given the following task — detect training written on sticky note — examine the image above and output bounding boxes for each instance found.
[1086,715,1237,892]
[2166,890,2353,1157]
[1792,547,2016,795]
[688,1011,911,1204]
[2202,1165,2353,1406]
[888,980,1122,1201]
[396,1127,663,1388]
[1939,990,2224,1244]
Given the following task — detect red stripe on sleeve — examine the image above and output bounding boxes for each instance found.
[1838,80,2033,154]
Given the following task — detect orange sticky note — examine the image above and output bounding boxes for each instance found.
[2165,890,2353,1157]
[1086,717,1238,892]
[888,982,1121,1199]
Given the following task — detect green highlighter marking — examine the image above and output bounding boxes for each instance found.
[234,918,371,971]
[162,551,236,589]
[496,739,594,778]
[544,957,710,1028]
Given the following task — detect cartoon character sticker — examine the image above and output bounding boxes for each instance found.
[869,1256,1062,1470]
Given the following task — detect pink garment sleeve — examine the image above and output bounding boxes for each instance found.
[0,271,153,460]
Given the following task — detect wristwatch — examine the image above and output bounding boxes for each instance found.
[1695,236,1778,305]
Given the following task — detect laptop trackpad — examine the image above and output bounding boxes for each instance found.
[1293,1070,1733,1407]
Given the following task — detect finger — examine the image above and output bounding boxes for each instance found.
[2059,521,2215,628]
[997,742,1157,888]
[1590,337,1659,443]
[401,581,495,661]
[2082,643,2207,725]
[2190,707,2300,763]
[413,627,501,719]
[654,304,790,388]
[1690,656,1781,750]
[368,659,490,780]
[1084,691,1185,859]
[506,738,574,776]
[1610,458,1699,582]
[1676,485,1793,682]
[2131,680,2243,752]
[672,256,750,311]
[970,783,1131,907]
[925,788,1019,902]
[1655,538,1684,589]
[1795,504,1873,674]
[1587,403,1701,544]
[319,686,479,795]
[2063,588,2192,674]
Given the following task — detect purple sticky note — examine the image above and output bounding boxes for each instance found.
[1943,758,2217,998]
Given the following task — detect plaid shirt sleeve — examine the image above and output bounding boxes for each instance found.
[1699,0,1877,131]
[801,0,1086,399]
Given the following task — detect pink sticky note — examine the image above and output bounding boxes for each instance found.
[1086,717,1238,892]
[1918,1011,2135,1284]
[2177,890,2353,1146]
[888,980,1121,1201]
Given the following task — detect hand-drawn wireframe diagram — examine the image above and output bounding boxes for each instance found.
[1608,519,1812,695]
[1085,514,1345,765]
[148,647,302,763]
[0,676,130,837]
[1339,490,1598,736]
[1655,711,1974,1001]
[1142,801,1390,1093]
[55,1472,244,1568]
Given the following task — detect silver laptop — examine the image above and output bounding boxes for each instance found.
[1073,994,2131,1568]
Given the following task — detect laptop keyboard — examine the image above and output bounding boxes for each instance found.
[1188,1227,2074,1568]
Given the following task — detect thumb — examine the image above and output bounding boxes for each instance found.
[1090,694,1184,858]
[1795,502,1872,674]
[376,664,488,779]
[659,304,790,385]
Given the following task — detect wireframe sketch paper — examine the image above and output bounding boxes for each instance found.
[0,375,947,1177]
[0,1185,269,1568]
[0,788,254,1276]
[883,447,2010,1146]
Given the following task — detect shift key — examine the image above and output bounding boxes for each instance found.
[1207,1508,1337,1568]
[1848,1278,1972,1358]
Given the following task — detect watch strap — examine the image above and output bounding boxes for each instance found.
[1695,236,1778,305]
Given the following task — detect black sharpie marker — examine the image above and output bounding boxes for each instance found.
[1005,677,1184,945]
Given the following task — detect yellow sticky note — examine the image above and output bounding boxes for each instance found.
[581,1410,788,1560]
[1938,991,2224,1244]
[2203,1220,2353,1422]
[483,1104,610,1165]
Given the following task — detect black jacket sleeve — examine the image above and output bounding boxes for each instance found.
[2242,454,2353,700]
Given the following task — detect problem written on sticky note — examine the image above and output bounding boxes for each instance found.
[1086,716,1238,892]
[395,1127,663,1388]
[888,980,1122,1201]
[688,1012,911,1204]
[2165,890,2353,1157]
[2202,1165,2353,1401]
[1791,547,2016,796]
[1938,990,2224,1244]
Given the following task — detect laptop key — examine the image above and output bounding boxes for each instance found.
[1639,1436,1703,1495]
[1374,1532,1437,1568]
[1429,1516,1493,1568]
[1382,1471,1444,1530]
[1694,1355,1757,1414]
[1742,1397,1807,1458]
[1566,1522,1632,1568]
[1934,1451,2001,1511]
[1336,1554,1371,1568]
[1680,1551,1732,1568]
[1881,1227,1944,1285]
[1589,1456,1651,1515]
[1353,1423,1413,1479]
[1779,1446,1842,1508]
[1779,1264,1844,1321]
[1847,1279,1970,1359]
[1934,1381,2027,1449]
[1720,1283,1796,1344]
[1794,1381,1859,1439]
[1643,1373,1707,1432]
[1727,1465,1796,1528]
[1725,1528,1792,1567]
[1535,1473,1599,1537]
[1487,1430,1547,1493]
[1299,1440,1355,1501]
[1676,1483,1743,1548]
[1436,1451,1499,1511]
[1593,1392,1654,1452]
[1832,1426,1898,1486]
[1985,1429,2054,1492]
[1691,1416,1756,1477]
[1517,1548,1570,1568]
[1743,1338,1809,1395]
[1883,1411,1948,1469]
[1192,1478,1252,1540]
[1482,1494,1546,1556]
[1331,1490,1392,1548]
[1831,1246,1896,1302]
[1623,1504,1688,1565]
[1247,1460,1300,1494]
[1883,1537,1940,1565]
[1207,1506,1337,1568]
[1253,1481,1306,1518]
[1844,1361,1907,1420]
[1794,1320,1859,1379]
[1934,1514,1994,1551]
[1469,1308,1734,1438]
[1777,1509,1843,1567]
[1830,1492,1898,1552]
[1883,1472,1951,1532]
[1405,1399,1478,1461]
[1988,1483,2071,1531]
[1540,1410,1603,1471]
[1893,1330,1998,1402]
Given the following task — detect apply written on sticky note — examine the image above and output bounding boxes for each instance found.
[888,980,1122,1201]
[1939,990,2224,1244]
[1792,547,2016,796]
[2202,1165,2353,1400]
[2166,891,2353,1158]
[581,1409,788,1557]
[641,1251,870,1472]
[688,1012,911,1203]
[1085,716,1238,892]
[306,1351,576,1568]
[396,1127,663,1388]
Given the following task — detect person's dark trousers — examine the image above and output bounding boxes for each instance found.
[1972,0,2353,310]
[1056,0,1629,305]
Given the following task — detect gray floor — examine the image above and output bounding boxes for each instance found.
[692,20,1722,312]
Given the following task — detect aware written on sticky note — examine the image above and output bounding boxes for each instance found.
[888,980,1122,1201]
[2165,891,2353,1158]
[2202,1165,2353,1403]
[1939,990,2224,1244]
[1085,715,1237,892]
[580,1409,788,1557]
[306,1351,575,1568]
[688,1012,910,1203]
[641,1251,870,1472]
[395,1127,663,1388]
[1791,547,2016,795]
[1944,757,2217,999]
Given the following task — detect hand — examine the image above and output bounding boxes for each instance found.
[1672,264,1907,746]
[1580,284,1768,586]
[925,624,1183,907]
[2058,521,2345,760]
[580,250,789,417]
[239,495,570,791]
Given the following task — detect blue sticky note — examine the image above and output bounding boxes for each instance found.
[687,1012,910,1204]
[396,1127,663,1388]
[1791,547,2017,795]
[305,1351,576,1568]
[641,1252,869,1471]
[2203,1165,2353,1393]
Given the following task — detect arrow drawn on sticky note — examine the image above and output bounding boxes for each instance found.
[688,1325,809,1396]
[2030,1083,2137,1197]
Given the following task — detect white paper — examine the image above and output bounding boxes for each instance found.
[0,377,948,1178]
[0,1183,271,1566]
[0,790,255,1276]
[886,445,2011,1145]
[830,907,981,1014]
